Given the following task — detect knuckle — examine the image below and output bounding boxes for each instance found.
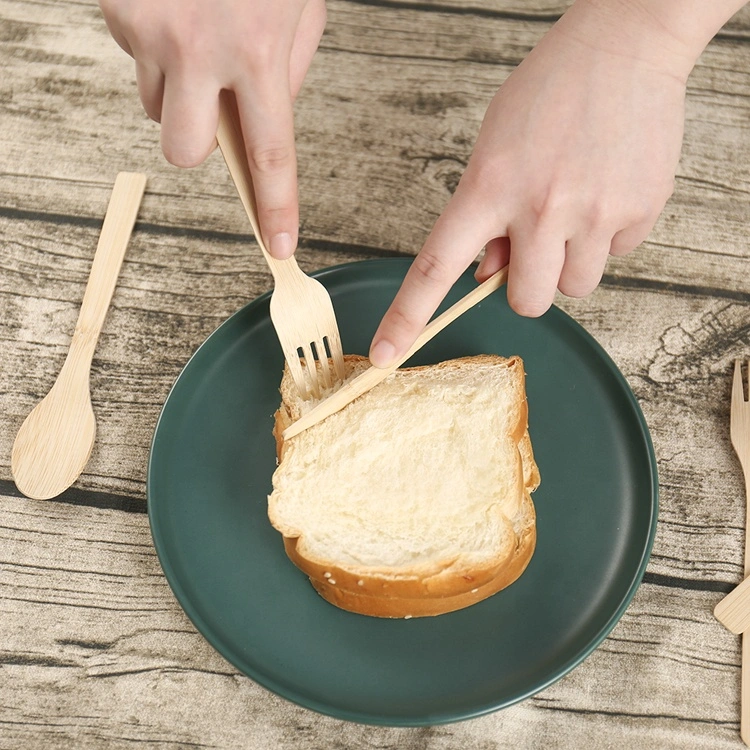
[582,197,613,230]
[628,185,672,226]
[258,204,297,230]
[249,144,294,174]
[527,183,568,227]
[384,305,417,337]
[459,162,510,219]
[237,34,281,74]
[155,15,211,69]
[410,251,452,287]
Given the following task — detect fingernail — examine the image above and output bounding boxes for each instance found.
[474,253,488,280]
[370,339,397,368]
[269,232,295,259]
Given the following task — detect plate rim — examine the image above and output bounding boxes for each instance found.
[147,257,659,726]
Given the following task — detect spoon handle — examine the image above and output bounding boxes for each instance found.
[72,172,147,360]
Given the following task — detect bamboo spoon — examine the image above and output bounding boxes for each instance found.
[11,172,147,500]
[282,265,509,440]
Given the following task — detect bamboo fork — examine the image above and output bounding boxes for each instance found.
[722,359,750,745]
[216,90,345,399]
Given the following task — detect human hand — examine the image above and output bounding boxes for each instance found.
[369,0,702,367]
[98,0,326,259]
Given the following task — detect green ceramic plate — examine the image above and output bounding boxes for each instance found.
[148,258,657,726]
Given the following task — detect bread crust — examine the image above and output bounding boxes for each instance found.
[308,493,536,617]
[269,354,540,615]
[281,506,518,599]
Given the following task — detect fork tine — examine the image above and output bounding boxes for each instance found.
[735,359,746,405]
[314,339,332,390]
[284,347,309,400]
[326,332,346,383]
[302,343,321,399]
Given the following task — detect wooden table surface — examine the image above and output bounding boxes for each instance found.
[2,1,750,747]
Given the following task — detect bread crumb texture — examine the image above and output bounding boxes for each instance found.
[269,355,537,582]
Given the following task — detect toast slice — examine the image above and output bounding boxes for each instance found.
[307,493,536,618]
[269,354,539,617]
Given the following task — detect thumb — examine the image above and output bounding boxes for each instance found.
[369,192,495,367]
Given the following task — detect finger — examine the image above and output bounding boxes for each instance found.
[160,74,220,168]
[135,59,165,123]
[557,231,611,298]
[289,0,326,100]
[506,224,566,317]
[235,81,298,259]
[610,220,655,257]
[369,194,495,368]
[475,236,510,282]
[98,5,134,57]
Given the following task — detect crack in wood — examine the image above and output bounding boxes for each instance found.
[342,0,561,23]
[0,479,145,514]
[55,639,111,651]
[0,653,76,668]
[642,571,733,594]
[531,697,739,727]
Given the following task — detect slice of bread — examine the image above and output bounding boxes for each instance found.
[307,493,536,618]
[269,354,540,617]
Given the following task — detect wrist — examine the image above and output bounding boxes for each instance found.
[560,0,746,81]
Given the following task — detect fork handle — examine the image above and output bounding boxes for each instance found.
[216,90,300,286]
[742,632,750,746]
[742,469,750,746]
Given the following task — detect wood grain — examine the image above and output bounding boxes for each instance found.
[11,172,146,501]
[0,0,748,287]
[0,489,744,749]
[2,0,750,747]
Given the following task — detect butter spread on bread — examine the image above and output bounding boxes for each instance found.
[269,354,540,618]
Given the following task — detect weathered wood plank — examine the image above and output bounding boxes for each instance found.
[0,491,743,749]
[0,0,749,295]
[0,215,369,497]
[353,0,750,38]
[3,0,750,746]
[0,215,747,590]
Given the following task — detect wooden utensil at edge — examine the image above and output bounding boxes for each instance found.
[714,360,750,745]
[716,574,750,634]
[11,172,147,500]
[216,90,345,399]
[282,265,509,440]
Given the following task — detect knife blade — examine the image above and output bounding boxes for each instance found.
[282,265,509,440]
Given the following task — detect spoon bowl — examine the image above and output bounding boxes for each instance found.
[12,358,96,500]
